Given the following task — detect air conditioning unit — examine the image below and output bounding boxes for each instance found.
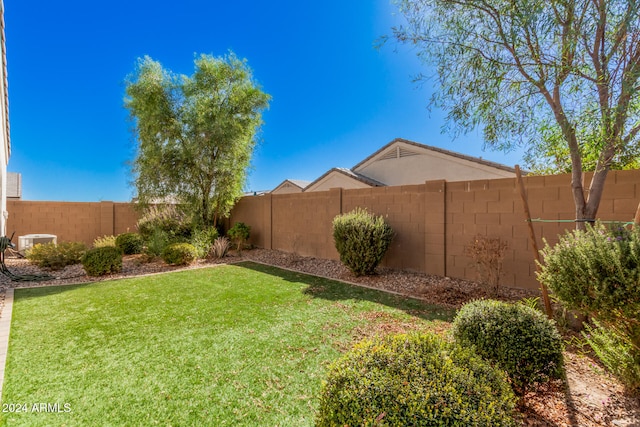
[18,234,57,252]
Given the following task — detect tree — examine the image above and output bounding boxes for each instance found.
[125,52,270,227]
[391,0,640,226]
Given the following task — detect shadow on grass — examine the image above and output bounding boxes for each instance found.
[11,281,98,301]
[236,261,455,323]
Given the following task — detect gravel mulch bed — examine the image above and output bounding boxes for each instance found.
[242,249,541,307]
[0,248,637,426]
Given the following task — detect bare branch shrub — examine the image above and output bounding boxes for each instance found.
[465,235,509,296]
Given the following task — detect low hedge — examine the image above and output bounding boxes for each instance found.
[115,232,143,255]
[452,299,564,395]
[81,246,123,277]
[26,242,87,270]
[162,243,197,266]
[316,332,517,426]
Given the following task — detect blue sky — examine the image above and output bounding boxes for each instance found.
[5,1,524,202]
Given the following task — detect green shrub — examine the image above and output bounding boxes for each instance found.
[227,222,251,254]
[142,229,170,260]
[537,223,640,354]
[452,299,564,396]
[81,246,123,277]
[190,227,218,258]
[316,332,517,427]
[162,243,197,266]
[583,319,640,391]
[332,208,394,276]
[26,241,88,270]
[115,232,143,255]
[93,235,117,248]
[136,204,192,241]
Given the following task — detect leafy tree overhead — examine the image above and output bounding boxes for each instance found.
[391,0,640,226]
[125,52,270,227]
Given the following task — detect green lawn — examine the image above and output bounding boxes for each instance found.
[0,262,452,426]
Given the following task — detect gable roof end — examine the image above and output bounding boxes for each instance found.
[352,138,516,173]
[304,167,385,191]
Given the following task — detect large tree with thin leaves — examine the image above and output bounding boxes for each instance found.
[125,52,270,227]
[391,0,640,226]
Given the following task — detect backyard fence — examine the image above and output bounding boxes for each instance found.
[229,170,640,290]
[5,169,640,290]
[6,201,139,248]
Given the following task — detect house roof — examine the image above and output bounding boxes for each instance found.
[270,179,311,194]
[305,167,385,191]
[352,138,516,174]
[1,2,9,158]
[273,179,310,191]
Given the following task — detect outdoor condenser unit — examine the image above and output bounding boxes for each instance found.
[18,234,57,252]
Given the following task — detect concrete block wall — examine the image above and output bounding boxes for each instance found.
[230,169,640,290]
[6,169,639,290]
[6,201,141,248]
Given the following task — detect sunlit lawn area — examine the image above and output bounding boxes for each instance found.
[0,262,452,426]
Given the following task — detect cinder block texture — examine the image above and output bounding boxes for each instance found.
[8,169,640,291]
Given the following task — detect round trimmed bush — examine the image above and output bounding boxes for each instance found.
[332,208,394,276]
[81,246,123,277]
[115,232,143,255]
[162,243,197,266]
[316,333,517,427]
[452,299,564,395]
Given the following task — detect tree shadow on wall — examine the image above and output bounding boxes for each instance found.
[235,261,455,323]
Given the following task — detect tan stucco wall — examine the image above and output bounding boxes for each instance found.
[354,143,515,186]
[305,172,371,192]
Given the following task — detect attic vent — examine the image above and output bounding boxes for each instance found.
[283,183,291,188]
[399,147,420,158]
[379,149,397,160]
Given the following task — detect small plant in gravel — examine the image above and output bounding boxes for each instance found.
[317,332,517,426]
[93,235,117,248]
[212,236,230,259]
[81,246,123,276]
[465,234,509,296]
[162,243,197,266]
[115,232,144,255]
[332,208,394,276]
[142,229,170,261]
[26,242,88,270]
[452,299,564,396]
[227,222,251,254]
[190,227,218,258]
[583,319,640,392]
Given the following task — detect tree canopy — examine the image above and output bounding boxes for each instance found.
[392,0,640,224]
[125,52,270,227]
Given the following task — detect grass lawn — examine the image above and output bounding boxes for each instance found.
[0,262,452,426]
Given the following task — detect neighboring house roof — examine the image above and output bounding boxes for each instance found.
[271,179,310,194]
[269,137,519,194]
[6,172,20,198]
[353,138,516,174]
[243,190,268,196]
[304,167,385,192]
